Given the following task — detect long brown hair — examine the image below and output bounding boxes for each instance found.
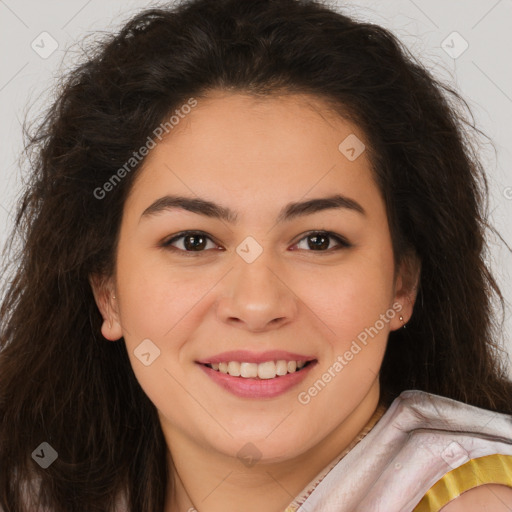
[1,0,511,510]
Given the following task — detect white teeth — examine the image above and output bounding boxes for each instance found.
[227,361,241,376]
[276,360,288,376]
[258,361,276,379]
[209,359,309,378]
[240,362,258,378]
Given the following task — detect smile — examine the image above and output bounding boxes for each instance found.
[197,357,317,399]
[206,360,310,379]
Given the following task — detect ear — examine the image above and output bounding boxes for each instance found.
[89,273,123,341]
[389,250,421,332]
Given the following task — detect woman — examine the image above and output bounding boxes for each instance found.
[1,0,511,510]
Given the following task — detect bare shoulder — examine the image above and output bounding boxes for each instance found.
[441,484,512,511]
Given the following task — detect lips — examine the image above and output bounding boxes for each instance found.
[196,350,317,398]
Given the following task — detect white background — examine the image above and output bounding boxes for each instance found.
[0,0,511,373]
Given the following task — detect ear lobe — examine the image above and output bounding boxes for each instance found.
[89,273,123,341]
[390,251,421,331]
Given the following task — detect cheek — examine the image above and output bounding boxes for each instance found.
[114,255,199,423]
[296,250,395,349]
[115,244,213,341]
[295,252,394,422]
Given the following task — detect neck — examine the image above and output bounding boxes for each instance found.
[164,381,382,512]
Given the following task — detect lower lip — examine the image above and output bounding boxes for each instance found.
[197,362,317,399]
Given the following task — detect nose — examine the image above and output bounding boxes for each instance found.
[215,257,298,333]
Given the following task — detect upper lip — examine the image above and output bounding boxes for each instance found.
[196,350,316,365]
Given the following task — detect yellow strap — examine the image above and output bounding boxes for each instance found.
[413,453,512,512]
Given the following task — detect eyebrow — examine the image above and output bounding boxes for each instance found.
[140,193,366,223]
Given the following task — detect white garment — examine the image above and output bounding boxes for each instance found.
[296,390,512,511]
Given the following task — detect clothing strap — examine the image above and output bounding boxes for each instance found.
[413,453,512,511]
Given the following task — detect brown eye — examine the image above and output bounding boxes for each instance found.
[163,231,218,254]
[294,231,351,252]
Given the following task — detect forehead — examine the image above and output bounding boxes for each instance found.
[125,91,382,221]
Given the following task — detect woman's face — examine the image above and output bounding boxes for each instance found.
[93,91,417,463]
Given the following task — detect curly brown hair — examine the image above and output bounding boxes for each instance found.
[1,0,511,511]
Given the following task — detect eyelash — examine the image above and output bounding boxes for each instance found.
[161,230,352,257]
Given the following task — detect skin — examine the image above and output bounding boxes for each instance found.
[441,484,512,511]
[91,91,420,512]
